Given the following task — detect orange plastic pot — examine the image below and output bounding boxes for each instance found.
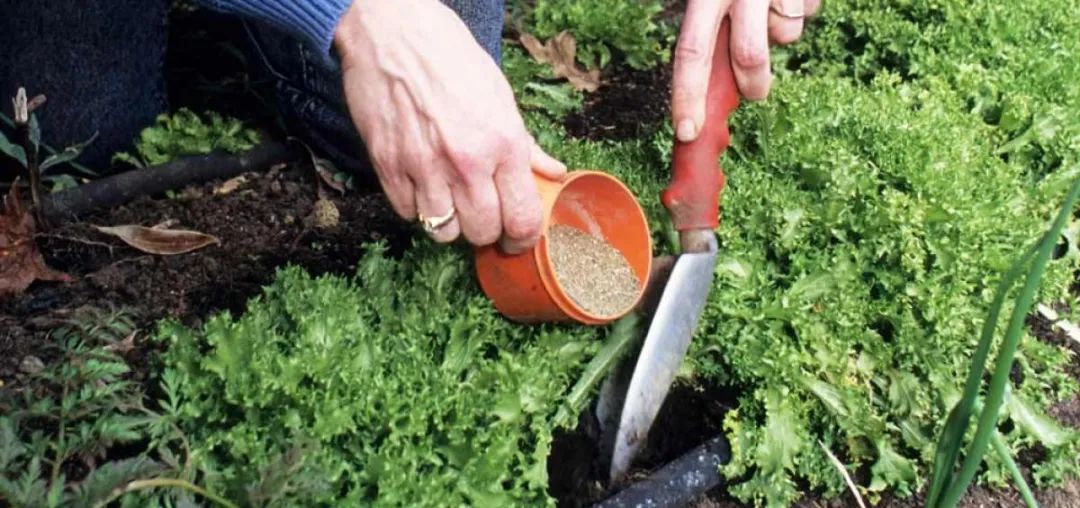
[475,170,652,325]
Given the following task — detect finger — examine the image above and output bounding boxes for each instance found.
[375,162,417,220]
[805,0,822,17]
[414,175,460,244]
[671,0,733,142]
[731,0,772,100]
[531,140,568,180]
[495,135,545,255]
[449,165,502,247]
[768,0,805,44]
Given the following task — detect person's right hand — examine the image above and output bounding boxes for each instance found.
[332,0,567,254]
[671,0,821,143]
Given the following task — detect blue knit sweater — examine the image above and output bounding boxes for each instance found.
[197,0,353,67]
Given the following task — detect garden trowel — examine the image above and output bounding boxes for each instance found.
[596,16,741,484]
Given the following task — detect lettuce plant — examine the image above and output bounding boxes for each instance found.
[155,242,607,506]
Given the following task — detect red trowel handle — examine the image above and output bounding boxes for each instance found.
[662,16,740,232]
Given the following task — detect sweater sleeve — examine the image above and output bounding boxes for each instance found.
[196,0,353,68]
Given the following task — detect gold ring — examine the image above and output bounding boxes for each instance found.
[419,207,456,235]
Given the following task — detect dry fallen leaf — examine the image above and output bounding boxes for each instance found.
[103,331,138,354]
[519,31,601,92]
[94,224,220,255]
[314,158,346,196]
[214,175,248,195]
[0,181,73,298]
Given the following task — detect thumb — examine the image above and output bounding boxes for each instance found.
[530,139,568,180]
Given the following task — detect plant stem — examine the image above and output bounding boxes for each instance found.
[925,244,1037,507]
[50,380,69,487]
[19,121,42,215]
[92,477,238,508]
[991,432,1039,508]
[0,110,96,177]
[936,176,1080,508]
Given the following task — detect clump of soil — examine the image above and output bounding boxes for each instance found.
[548,224,640,316]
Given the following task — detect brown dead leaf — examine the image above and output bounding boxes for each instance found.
[519,31,601,92]
[213,175,248,195]
[0,181,73,298]
[314,158,346,195]
[151,219,178,230]
[94,224,220,255]
[103,331,138,354]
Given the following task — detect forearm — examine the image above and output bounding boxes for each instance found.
[195,0,353,67]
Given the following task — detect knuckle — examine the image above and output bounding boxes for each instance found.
[504,211,541,242]
[445,145,486,175]
[467,223,500,246]
[674,39,710,64]
[733,43,769,69]
[670,83,704,112]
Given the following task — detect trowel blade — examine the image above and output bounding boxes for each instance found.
[603,242,717,482]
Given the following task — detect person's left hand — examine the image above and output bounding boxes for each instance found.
[671,0,821,143]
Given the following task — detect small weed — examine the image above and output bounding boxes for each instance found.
[112,108,260,169]
[0,307,232,507]
[502,45,585,123]
[527,0,675,71]
[0,88,98,197]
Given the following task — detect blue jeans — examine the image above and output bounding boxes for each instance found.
[242,0,505,175]
[0,0,504,177]
[0,0,169,173]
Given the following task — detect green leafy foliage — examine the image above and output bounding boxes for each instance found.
[661,1,1080,504]
[501,45,585,123]
[527,0,675,70]
[778,0,1080,182]
[113,107,260,168]
[154,242,610,506]
[672,69,1080,504]
[1,110,98,190]
[0,308,223,507]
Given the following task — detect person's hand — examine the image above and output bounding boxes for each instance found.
[332,0,567,253]
[672,0,820,142]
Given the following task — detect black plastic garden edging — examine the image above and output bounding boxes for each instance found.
[39,141,296,223]
[590,434,731,508]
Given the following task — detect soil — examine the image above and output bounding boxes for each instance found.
[548,224,640,316]
[0,165,412,383]
[564,61,674,142]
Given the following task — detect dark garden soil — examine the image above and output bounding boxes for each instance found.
[0,165,412,383]
[563,61,674,142]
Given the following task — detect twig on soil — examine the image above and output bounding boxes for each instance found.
[35,233,118,252]
[818,441,867,508]
[1036,303,1080,347]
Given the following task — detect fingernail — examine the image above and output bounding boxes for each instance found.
[500,239,526,255]
[676,119,697,142]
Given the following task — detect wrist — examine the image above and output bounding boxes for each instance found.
[334,0,374,65]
